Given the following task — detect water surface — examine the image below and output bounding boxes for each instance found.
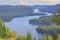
[5,16,43,39]
[5,13,52,39]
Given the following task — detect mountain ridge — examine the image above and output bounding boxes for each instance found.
[0,4,60,22]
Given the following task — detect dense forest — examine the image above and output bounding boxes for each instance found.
[0,19,60,40]
[0,8,60,40]
[29,8,60,40]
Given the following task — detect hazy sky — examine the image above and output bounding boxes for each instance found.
[0,0,60,5]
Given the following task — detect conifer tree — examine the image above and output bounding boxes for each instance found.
[27,31,32,40]
[43,33,47,40]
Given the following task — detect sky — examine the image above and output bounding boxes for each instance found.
[0,0,60,5]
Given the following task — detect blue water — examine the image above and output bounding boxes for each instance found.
[5,13,52,39]
[5,16,43,39]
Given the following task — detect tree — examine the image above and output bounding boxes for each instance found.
[19,34,26,40]
[0,19,17,40]
[48,35,53,40]
[52,32,58,40]
[27,31,32,40]
[38,38,42,40]
[12,31,17,38]
[6,27,11,38]
[0,19,7,38]
[52,8,60,40]
[0,19,3,26]
[57,34,60,40]
[53,14,60,25]
[53,8,60,25]
[11,31,17,40]
[43,33,47,40]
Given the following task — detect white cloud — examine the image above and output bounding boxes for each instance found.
[0,0,60,5]
[19,0,60,5]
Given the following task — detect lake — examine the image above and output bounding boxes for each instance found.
[5,13,52,39]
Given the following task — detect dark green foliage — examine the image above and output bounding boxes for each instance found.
[52,32,58,40]
[53,8,60,25]
[29,16,53,25]
[31,8,60,35]
[53,15,60,25]
[27,32,32,40]
[0,20,7,38]
[0,20,12,39]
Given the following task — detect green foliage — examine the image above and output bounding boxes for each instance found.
[12,31,17,38]
[6,27,11,38]
[0,19,7,38]
[0,19,17,39]
[1,17,60,40]
[38,38,42,40]
[36,8,60,34]
[38,24,60,31]
[29,16,53,25]
[0,19,3,26]
[57,34,60,40]
[18,34,26,40]
[43,33,47,40]
[27,32,32,40]
[53,14,60,25]
[53,8,60,25]
[52,32,58,40]
[48,35,53,40]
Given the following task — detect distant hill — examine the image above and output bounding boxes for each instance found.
[0,4,60,13]
[0,4,60,15]
[32,4,60,13]
[0,4,60,22]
